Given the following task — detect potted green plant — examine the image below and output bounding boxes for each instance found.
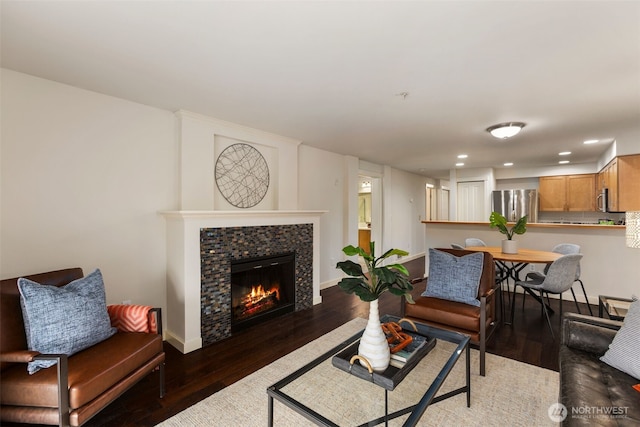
[336,242,414,372]
[489,211,528,254]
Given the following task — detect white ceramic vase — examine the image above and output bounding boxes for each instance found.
[358,299,390,372]
[502,239,518,254]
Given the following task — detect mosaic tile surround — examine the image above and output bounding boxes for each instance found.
[200,224,313,345]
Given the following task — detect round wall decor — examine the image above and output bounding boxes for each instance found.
[215,143,270,208]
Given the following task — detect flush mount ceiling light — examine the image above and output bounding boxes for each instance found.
[486,122,526,139]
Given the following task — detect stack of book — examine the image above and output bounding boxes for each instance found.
[389,332,428,368]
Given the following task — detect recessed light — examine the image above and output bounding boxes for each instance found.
[456,163,464,167]
[559,160,570,164]
[559,151,571,156]
[584,139,599,144]
[457,154,468,159]
[503,162,514,167]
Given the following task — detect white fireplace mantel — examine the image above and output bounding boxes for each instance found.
[161,210,326,353]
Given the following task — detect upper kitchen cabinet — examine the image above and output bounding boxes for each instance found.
[539,174,596,212]
[600,154,640,212]
[598,158,618,210]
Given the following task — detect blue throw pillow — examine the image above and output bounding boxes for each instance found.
[18,269,117,374]
[422,248,484,306]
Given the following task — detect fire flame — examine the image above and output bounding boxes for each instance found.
[248,284,279,302]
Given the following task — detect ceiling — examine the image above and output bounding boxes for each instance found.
[2,1,639,179]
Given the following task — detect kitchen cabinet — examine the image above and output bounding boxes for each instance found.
[539,174,596,212]
[600,155,640,211]
[598,158,618,211]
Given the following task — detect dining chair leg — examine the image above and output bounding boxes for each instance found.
[576,279,593,316]
[510,283,518,325]
[540,290,554,339]
[570,287,581,314]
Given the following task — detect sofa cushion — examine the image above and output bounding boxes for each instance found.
[560,345,640,425]
[0,332,163,409]
[422,248,484,306]
[404,294,489,336]
[600,299,640,380]
[17,269,116,374]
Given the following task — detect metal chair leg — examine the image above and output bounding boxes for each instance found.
[540,290,555,339]
[577,279,593,316]
[570,287,581,314]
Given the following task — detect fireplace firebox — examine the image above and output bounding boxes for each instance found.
[230,252,295,332]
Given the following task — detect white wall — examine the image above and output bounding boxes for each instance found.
[298,145,347,286]
[299,146,429,289]
[0,70,177,311]
[176,110,301,210]
[385,167,428,258]
[0,69,452,317]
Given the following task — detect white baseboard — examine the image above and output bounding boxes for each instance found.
[165,329,203,354]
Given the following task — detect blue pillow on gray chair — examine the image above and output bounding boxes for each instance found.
[18,269,116,374]
[422,248,484,307]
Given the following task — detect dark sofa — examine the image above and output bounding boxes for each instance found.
[559,312,640,426]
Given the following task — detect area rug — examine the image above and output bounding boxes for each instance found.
[158,318,559,426]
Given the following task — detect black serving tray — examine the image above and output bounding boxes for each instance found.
[331,332,437,391]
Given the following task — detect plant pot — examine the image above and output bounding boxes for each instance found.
[357,299,390,372]
[502,239,518,254]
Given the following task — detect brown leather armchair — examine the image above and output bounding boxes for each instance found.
[0,268,165,427]
[402,248,499,376]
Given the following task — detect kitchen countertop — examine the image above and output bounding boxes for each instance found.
[421,220,625,229]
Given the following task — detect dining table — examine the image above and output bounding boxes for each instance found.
[464,246,563,325]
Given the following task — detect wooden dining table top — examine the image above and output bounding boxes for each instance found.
[464,246,562,264]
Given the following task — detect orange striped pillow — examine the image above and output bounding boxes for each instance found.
[107,304,157,334]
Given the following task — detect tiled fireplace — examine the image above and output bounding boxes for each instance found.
[200,224,313,345]
[162,210,324,354]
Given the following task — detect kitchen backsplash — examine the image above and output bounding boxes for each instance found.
[537,211,626,225]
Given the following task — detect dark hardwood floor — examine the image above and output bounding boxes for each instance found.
[10,256,593,426]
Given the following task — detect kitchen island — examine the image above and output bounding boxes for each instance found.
[422,220,636,305]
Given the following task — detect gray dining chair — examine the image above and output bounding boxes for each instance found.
[463,237,509,318]
[451,243,465,249]
[464,238,487,247]
[515,253,583,339]
[525,243,592,315]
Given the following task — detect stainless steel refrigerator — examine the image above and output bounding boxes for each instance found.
[491,189,539,223]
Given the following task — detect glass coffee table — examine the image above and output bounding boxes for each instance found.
[267,314,470,427]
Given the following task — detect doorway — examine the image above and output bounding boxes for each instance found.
[457,181,485,221]
[425,185,450,220]
[358,175,382,254]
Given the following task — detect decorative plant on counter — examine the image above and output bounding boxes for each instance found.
[489,211,528,240]
[336,242,414,303]
[335,242,414,372]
